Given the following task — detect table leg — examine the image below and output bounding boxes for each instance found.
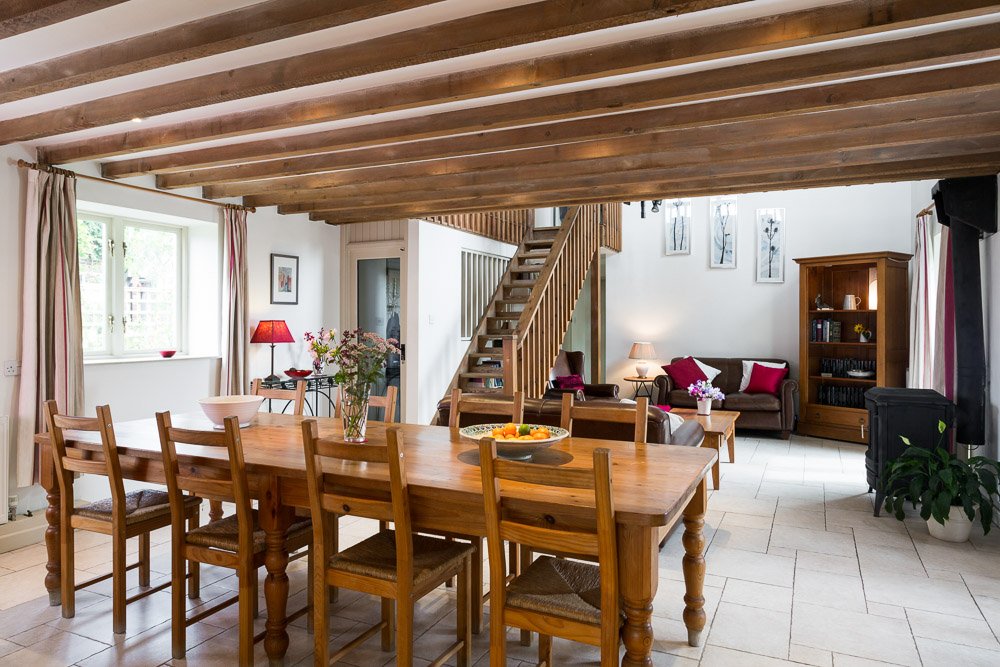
[40,445,61,606]
[682,479,708,647]
[259,475,293,666]
[618,524,658,666]
[701,435,721,489]
[727,427,736,463]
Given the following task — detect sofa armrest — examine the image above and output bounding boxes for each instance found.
[779,378,799,434]
[669,421,705,447]
[584,383,620,399]
[652,375,673,405]
[542,387,586,401]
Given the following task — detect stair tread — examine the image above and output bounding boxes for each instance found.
[461,370,504,378]
[519,250,550,259]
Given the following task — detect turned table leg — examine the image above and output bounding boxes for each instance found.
[259,475,293,666]
[41,444,61,607]
[682,478,708,647]
[618,524,658,666]
[208,499,224,523]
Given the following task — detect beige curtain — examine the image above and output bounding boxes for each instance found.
[221,207,249,395]
[908,211,938,389]
[15,169,85,487]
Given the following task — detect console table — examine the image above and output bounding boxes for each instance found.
[261,374,337,417]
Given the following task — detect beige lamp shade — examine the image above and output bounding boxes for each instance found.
[628,341,657,378]
[629,342,657,360]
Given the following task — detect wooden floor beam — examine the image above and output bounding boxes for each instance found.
[45,21,1000,167]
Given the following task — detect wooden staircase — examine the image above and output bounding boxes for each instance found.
[446,204,615,399]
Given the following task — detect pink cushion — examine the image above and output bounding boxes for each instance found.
[654,404,672,412]
[662,357,707,390]
[554,374,585,391]
[745,363,789,396]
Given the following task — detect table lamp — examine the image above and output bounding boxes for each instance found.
[251,320,295,382]
[629,341,657,378]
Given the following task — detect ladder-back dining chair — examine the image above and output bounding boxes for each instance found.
[156,412,313,665]
[479,438,621,666]
[251,377,307,416]
[43,400,202,634]
[302,422,473,666]
[559,393,649,445]
[334,384,398,423]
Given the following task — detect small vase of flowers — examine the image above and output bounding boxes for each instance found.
[330,329,400,443]
[304,327,337,375]
[854,323,872,343]
[689,380,725,416]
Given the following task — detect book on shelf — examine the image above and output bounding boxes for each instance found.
[810,318,842,343]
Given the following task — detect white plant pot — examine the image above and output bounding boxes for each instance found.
[697,399,712,416]
[926,505,973,543]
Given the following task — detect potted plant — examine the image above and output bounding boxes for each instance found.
[688,380,724,416]
[330,328,400,443]
[304,327,336,375]
[882,420,1000,542]
[854,322,872,343]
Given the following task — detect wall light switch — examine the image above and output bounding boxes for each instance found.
[3,361,20,377]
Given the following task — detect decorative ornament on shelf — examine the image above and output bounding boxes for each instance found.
[688,380,725,416]
[330,328,400,443]
[304,327,337,375]
[628,341,657,377]
[250,320,295,382]
[854,322,873,343]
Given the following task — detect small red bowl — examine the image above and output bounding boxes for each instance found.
[160,350,176,358]
[285,368,312,378]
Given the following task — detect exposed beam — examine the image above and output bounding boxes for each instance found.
[43,18,1000,165]
[235,91,1000,205]
[0,0,445,104]
[155,59,1000,189]
[282,133,1000,214]
[0,0,754,143]
[0,0,126,38]
[311,153,1000,223]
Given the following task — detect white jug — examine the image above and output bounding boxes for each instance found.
[843,295,862,310]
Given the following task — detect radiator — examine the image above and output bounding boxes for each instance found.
[0,416,8,525]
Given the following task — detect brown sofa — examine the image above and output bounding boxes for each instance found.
[433,396,704,447]
[653,357,798,439]
[542,349,620,400]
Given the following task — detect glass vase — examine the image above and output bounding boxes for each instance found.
[341,387,371,443]
[312,360,324,375]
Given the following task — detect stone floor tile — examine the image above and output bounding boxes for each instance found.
[76,618,226,667]
[793,570,866,612]
[825,509,907,534]
[0,625,108,667]
[704,547,794,587]
[861,571,982,619]
[914,637,1000,667]
[706,601,790,659]
[832,654,907,666]
[865,602,906,619]
[769,525,856,558]
[710,524,771,554]
[795,551,860,577]
[721,580,792,614]
[773,508,825,530]
[789,643,833,666]
[905,607,1000,650]
[699,645,800,666]
[708,495,776,518]
[791,602,919,667]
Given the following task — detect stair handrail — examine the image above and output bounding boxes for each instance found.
[514,205,582,333]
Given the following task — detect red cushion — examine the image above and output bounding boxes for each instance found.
[745,363,789,396]
[662,357,707,390]
[554,374,585,391]
[654,404,672,412]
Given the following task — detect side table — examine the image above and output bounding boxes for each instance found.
[623,375,656,399]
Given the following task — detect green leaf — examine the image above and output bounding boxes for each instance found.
[938,420,947,434]
[900,435,912,446]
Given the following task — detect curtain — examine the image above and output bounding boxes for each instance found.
[934,224,956,401]
[15,169,85,487]
[908,212,938,388]
[221,207,249,395]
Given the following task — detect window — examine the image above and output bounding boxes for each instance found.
[460,249,509,339]
[77,212,186,357]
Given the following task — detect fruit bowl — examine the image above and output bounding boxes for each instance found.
[159,350,176,358]
[285,368,312,379]
[198,395,264,429]
[459,423,569,460]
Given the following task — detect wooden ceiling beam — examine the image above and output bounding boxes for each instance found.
[0,0,754,144]
[0,0,445,105]
[279,133,1000,214]
[44,20,1000,166]
[236,93,1000,205]
[161,61,1000,190]
[0,0,126,38]
[310,153,1000,223]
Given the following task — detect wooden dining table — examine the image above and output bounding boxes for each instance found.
[37,413,716,666]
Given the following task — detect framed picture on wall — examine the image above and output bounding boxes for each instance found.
[270,253,299,304]
[709,195,737,269]
[664,199,692,255]
[755,208,785,283]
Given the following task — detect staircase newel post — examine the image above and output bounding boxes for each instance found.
[502,334,518,396]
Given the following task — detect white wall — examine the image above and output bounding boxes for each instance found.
[409,220,515,423]
[605,183,916,390]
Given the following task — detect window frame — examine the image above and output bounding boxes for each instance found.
[78,210,189,359]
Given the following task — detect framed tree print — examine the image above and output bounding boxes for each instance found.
[664,199,692,255]
[270,253,299,304]
[709,195,737,269]
[756,208,785,283]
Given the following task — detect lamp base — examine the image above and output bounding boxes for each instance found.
[635,362,650,378]
[264,373,281,383]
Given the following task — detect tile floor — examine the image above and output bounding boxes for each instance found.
[0,433,998,665]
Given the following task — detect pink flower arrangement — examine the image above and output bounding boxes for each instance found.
[304,327,336,365]
[688,380,725,401]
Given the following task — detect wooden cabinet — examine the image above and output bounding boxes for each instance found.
[794,252,911,444]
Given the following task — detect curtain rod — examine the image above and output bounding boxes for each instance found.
[916,203,934,218]
[15,159,256,213]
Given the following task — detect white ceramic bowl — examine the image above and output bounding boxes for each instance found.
[198,395,265,428]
